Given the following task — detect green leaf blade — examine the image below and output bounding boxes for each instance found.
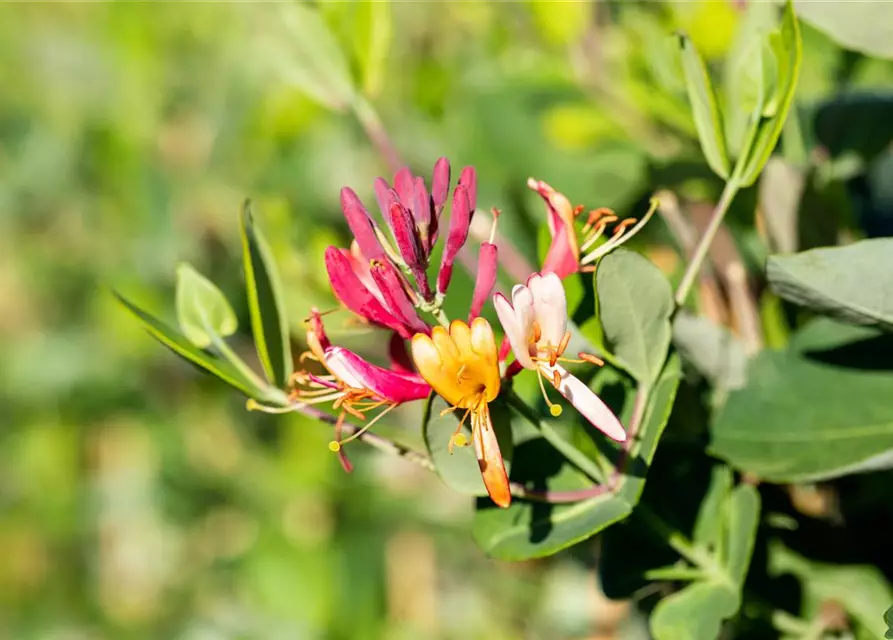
[768,238,893,332]
[677,32,731,179]
[114,291,266,400]
[596,249,674,387]
[240,202,293,388]
[175,263,238,349]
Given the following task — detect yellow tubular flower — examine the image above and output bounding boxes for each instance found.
[411,318,510,508]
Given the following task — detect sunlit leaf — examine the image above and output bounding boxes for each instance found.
[711,318,893,482]
[596,249,673,387]
[768,239,893,332]
[677,32,730,179]
[114,291,267,400]
[793,0,893,60]
[651,581,739,640]
[736,0,802,187]
[240,201,293,387]
[175,263,238,349]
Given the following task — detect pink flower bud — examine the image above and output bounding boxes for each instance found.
[393,167,414,209]
[458,166,477,213]
[387,200,433,300]
[412,177,434,250]
[469,242,498,322]
[324,247,413,338]
[437,184,472,295]
[370,260,430,336]
[340,187,386,262]
[431,157,451,215]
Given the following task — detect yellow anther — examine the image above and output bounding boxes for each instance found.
[550,404,563,417]
[453,432,469,448]
[328,441,342,452]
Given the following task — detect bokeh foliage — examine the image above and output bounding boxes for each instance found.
[4,1,893,639]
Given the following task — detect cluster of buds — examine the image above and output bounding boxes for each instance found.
[325,159,498,339]
[528,178,658,279]
[280,162,652,509]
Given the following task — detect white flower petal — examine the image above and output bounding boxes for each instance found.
[529,272,568,347]
[493,293,535,370]
[545,364,627,442]
[324,350,366,389]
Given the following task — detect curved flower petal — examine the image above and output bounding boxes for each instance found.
[493,292,535,370]
[325,346,431,404]
[546,363,626,442]
[528,272,567,347]
[542,219,579,279]
[411,332,464,407]
[473,403,511,508]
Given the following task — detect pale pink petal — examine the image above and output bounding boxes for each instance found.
[326,347,431,404]
[542,220,580,279]
[545,364,627,442]
[529,272,567,347]
[494,292,535,370]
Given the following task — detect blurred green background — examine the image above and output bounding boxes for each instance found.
[3,2,893,639]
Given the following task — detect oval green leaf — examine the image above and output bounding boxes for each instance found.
[240,202,293,388]
[793,0,893,60]
[472,356,680,560]
[768,238,893,332]
[711,318,893,483]
[175,263,238,349]
[422,394,513,498]
[596,249,674,387]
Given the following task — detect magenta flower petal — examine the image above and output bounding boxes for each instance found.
[369,260,431,336]
[324,247,413,338]
[325,346,431,403]
[458,166,477,213]
[542,219,579,280]
[340,187,386,262]
[469,242,498,322]
[437,184,471,295]
[393,167,415,209]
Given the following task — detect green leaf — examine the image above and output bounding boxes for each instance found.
[677,32,730,179]
[710,318,893,483]
[652,475,760,640]
[793,0,893,60]
[240,202,293,388]
[724,484,760,584]
[651,581,740,640]
[736,0,802,187]
[472,356,681,560]
[352,0,392,98]
[770,543,893,639]
[692,466,734,551]
[673,312,748,392]
[175,263,238,349]
[596,249,673,387]
[422,394,513,498]
[768,239,893,332]
[114,291,268,400]
[885,604,893,639]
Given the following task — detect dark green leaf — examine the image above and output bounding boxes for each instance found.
[472,356,681,560]
[422,394,513,497]
[885,604,893,639]
[711,318,893,483]
[240,202,293,388]
[596,249,673,387]
[793,0,893,60]
[692,466,733,551]
[651,581,740,640]
[768,239,893,332]
[114,291,268,400]
[175,263,238,349]
[724,484,760,584]
[677,32,730,179]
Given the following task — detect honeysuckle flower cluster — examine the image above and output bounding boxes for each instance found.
[288,162,651,508]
